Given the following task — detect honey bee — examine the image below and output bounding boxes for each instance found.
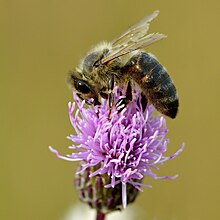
[68,11,178,118]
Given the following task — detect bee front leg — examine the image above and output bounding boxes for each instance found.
[115,80,133,110]
[108,74,115,108]
[107,74,115,118]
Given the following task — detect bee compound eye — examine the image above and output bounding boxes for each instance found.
[76,80,91,94]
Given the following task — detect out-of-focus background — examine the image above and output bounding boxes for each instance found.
[1,0,219,219]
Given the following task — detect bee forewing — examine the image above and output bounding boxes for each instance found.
[111,10,159,46]
[101,33,166,64]
[101,11,167,64]
[123,33,167,52]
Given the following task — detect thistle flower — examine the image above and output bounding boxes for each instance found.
[49,85,184,213]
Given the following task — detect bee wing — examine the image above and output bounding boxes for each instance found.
[112,10,159,45]
[101,11,166,64]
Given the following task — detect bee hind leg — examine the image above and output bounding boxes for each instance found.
[115,80,133,111]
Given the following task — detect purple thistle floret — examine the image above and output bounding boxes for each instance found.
[49,86,184,209]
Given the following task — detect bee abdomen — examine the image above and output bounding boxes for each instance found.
[123,52,178,118]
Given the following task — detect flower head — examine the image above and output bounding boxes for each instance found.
[49,85,184,210]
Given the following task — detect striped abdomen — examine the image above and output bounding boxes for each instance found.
[123,52,178,118]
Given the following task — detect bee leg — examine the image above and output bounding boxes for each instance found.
[108,74,115,109]
[140,92,148,111]
[116,80,133,110]
[126,79,133,101]
[107,74,115,118]
[108,74,115,108]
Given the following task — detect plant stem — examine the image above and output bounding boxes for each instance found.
[96,211,106,220]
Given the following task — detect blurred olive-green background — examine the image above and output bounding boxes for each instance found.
[1,0,219,219]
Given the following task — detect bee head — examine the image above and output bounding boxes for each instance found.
[67,70,100,105]
[67,43,115,105]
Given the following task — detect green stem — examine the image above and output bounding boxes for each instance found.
[96,211,106,220]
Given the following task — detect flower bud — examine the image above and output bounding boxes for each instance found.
[74,163,139,213]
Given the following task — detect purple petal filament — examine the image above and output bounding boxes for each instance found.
[49,86,184,208]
